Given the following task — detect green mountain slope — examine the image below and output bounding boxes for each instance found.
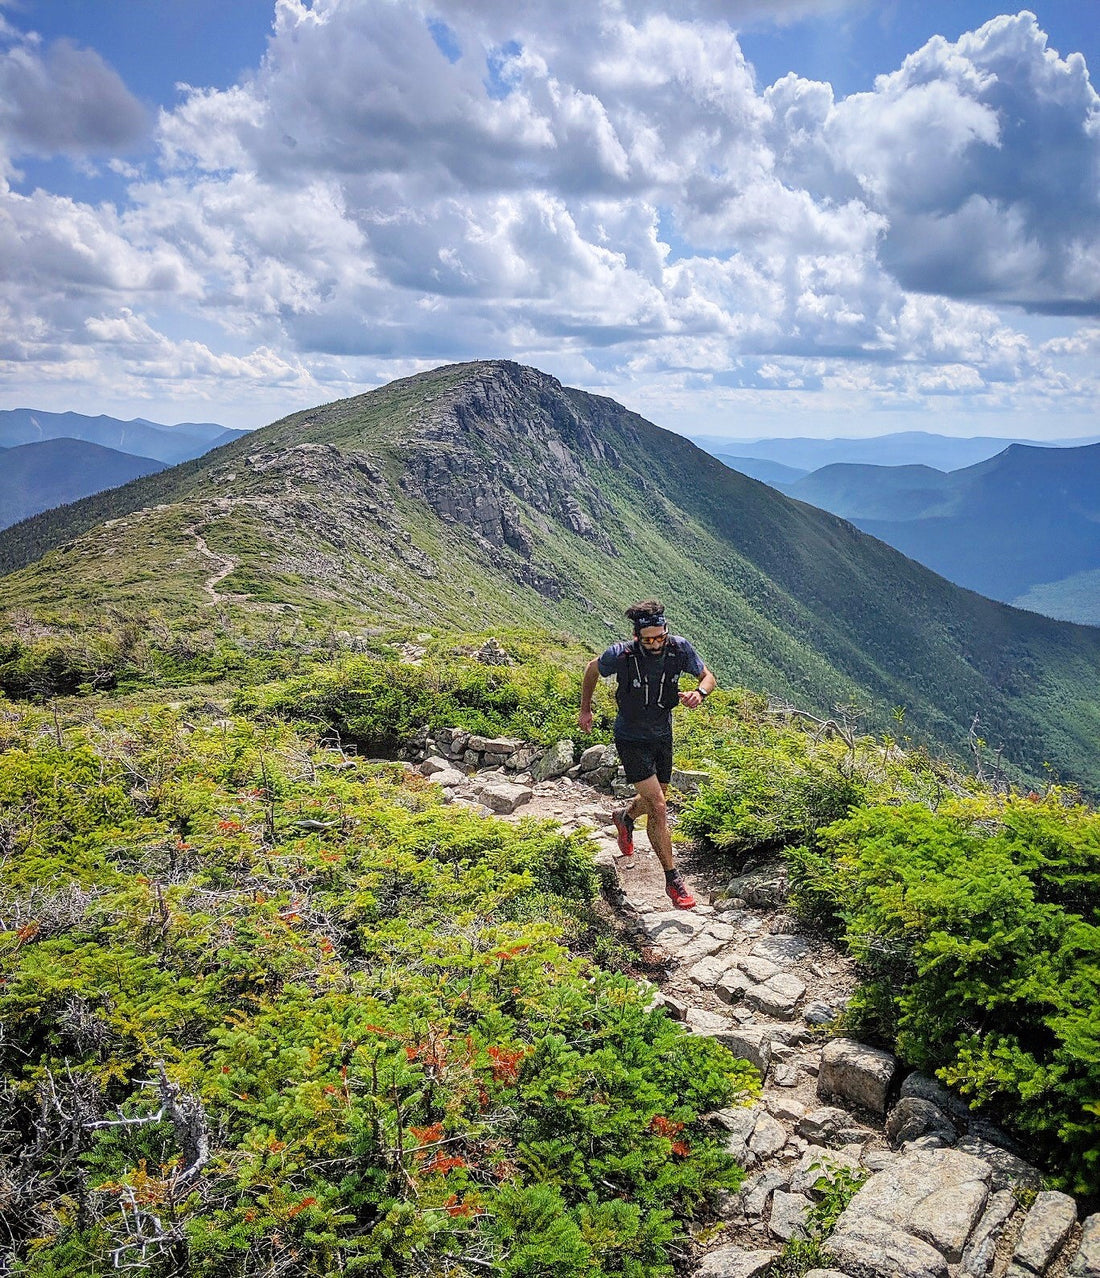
[3,360,1100,789]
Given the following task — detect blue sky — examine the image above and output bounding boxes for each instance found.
[1,1,1097,439]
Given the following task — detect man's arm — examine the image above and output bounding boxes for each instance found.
[578,658,601,733]
[679,663,716,710]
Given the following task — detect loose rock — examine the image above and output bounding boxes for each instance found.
[1008,1190,1077,1276]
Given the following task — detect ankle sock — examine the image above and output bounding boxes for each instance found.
[664,868,679,884]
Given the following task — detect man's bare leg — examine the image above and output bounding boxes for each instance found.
[629,775,674,872]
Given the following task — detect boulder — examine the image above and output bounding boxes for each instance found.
[578,744,607,771]
[834,1146,991,1264]
[1069,1214,1100,1277]
[803,1000,837,1026]
[818,1038,898,1116]
[530,739,575,782]
[670,767,711,793]
[1008,1191,1077,1276]
[823,1216,948,1278]
[430,768,467,789]
[741,1168,791,1220]
[475,782,534,814]
[419,756,454,775]
[886,1097,958,1147]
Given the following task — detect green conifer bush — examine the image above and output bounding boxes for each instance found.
[0,706,755,1276]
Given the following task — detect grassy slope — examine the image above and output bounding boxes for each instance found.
[3,361,1100,789]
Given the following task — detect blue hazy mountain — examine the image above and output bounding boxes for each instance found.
[0,439,166,529]
[711,453,809,485]
[0,408,243,465]
[691,429,1100,473]
[784,443,1100,623]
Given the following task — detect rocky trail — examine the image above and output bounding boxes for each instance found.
[405,725,1100,1278]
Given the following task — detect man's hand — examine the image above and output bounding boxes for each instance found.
[578,709,594,732]
[679,689,704,710]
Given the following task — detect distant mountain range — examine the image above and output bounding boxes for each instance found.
[777,444,1100,625]
[0,409,243,530]
[4,361,1100,792]
[693,429,1100,474]
[0,439,166,529]
[0,408,243,464]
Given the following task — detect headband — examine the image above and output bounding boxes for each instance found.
[633,614,667,634]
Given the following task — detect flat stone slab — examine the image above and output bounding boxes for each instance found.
[696,1246,777,1278]
[960,1190,1017,1278]
[689,953,737,986]
[750,934,814,966]
[1010,1190,1077,1275]
[824,1217,948,1278]
[818,1038,898,1116]
[836,1146,991,1263]
[745,971,807,1019]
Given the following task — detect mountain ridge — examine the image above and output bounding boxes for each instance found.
[3,359,1100,789]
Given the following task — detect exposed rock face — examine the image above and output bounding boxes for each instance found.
[396,362,622,596]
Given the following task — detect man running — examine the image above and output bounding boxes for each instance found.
[578,599,716,909]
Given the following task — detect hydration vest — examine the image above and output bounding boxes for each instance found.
[615,637,690,715]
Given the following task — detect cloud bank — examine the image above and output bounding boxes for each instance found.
[0,1,1097,434]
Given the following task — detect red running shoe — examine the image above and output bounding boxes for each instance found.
[612,810,635,857]
[665,874,696,910]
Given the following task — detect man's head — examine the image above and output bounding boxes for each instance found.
[626,599,668,649]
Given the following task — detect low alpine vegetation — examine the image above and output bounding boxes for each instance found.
[0,702,756,1277]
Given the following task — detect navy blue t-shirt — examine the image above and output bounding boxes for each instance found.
[596,636,705,742]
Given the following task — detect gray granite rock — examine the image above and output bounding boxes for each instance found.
[696,1246,777,1278]
[530,739,575,782]
[899,1072,971,1123]
[741,1168,790,1219]
[671,767,711,793]
[804,1271,853,1278]
[959,1190,1017,1277]
[750,934,813,966]
[687,1006,736,1035]
[823,1216,948,1278]
[1069,1214,1100,1277]
[475,781,534,813]
[707,1025,772,1077]
[886,1097,958,1147]
[835,1146,991,1263]
[818,1038,898,1116]
[716,969,751,1003]
[578,743,608,771]
[689,953,737,987]
[1010,1190,1077,1275]
[797,1107,873,1148]
[745,971,807,1019]
[803,1000,837,1026]
[734,954,781,983]
[431,768,468,788]
[769,1190,812,1242]
[419,756,453,775]
[749,1112,788,1159]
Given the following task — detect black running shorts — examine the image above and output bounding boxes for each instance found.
[615,737,674,786]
